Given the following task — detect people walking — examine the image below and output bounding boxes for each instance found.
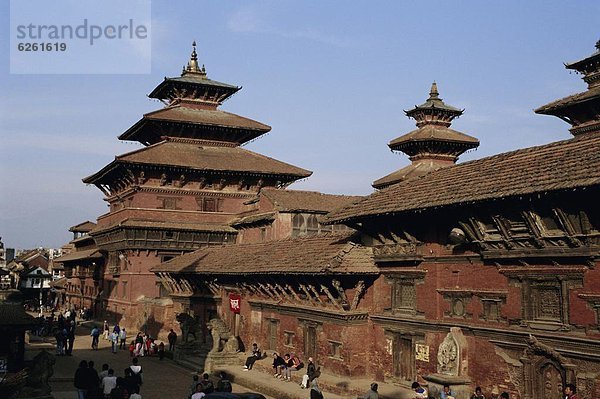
[66,321,76,356]
[564,383,579,399]
[103,320,110,340]
[74,360,91,399]
[310,379,324,399]
[119,328,127,350]
[110,330,119,354]
[91,325,100,350]
[167,329,177,351]
[102,369,117,398]
[158,342,165,360]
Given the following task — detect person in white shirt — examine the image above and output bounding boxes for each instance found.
[102,369,117,397]
[190,383,206,399]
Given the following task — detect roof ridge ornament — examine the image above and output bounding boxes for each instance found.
[429,81,440,100]
[182,40,207,78]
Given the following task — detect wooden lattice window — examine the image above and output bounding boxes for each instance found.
[392,279,417,315]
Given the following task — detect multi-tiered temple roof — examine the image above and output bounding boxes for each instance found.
[118,42,270,146]
[84,43,311,193]
[372,83,479,189]
[535,41,600,136]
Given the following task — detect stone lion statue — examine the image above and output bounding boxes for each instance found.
[17,350,55,398]
[207,318,238,353]
[176,312,201,343]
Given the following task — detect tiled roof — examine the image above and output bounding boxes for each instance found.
[0,291,37,326]
[68,221,96,233]
[151,233,376,275]
[388,125,479,148]
[70,235,95,246]
[372,161,446,189]
[91,218,237,235]
[535,86,600,113]
[83,138,312,184]
[230,212,277,227]
[326,134,600,223]
[118,105,271,143]
[54,248,103,263]
[148,75,240,99]
[261,188,363,213]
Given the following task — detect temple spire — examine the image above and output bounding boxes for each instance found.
[183,41,207,78]
[429,81,439,100]
[372,83,479,189]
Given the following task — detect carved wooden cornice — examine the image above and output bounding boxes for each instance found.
[248,300,369,325]
[370,314,600,360]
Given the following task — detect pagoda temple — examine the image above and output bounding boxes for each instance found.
[535,40,600,136]
[373,82,479,189]
[78,42,313,330]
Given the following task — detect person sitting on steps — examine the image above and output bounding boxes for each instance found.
[243,343,262,370]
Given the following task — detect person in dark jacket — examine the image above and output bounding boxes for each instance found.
[310,379,324,399]
[74,360,90,399]
[301,357,319,388]
[216,371,232,392]
[244,343,261,370]
[272,352,285,377]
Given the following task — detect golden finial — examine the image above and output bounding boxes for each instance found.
[429,82,439,99]
[183,40,207,78]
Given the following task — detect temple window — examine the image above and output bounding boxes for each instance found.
[391,279,417,315]
[328,340,343,360]
[157,196,181,210]
[307,215,319,235]
[121,281,127,298]
[196,197,223,212]
[284,331,295,348]
[292,214,306,237]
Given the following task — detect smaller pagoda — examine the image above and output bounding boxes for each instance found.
[535,40,600,136]
[372,83,479,189]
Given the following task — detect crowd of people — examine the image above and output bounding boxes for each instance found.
[187,371,231,399]
[90,321,166,359]
[74,358,143,399]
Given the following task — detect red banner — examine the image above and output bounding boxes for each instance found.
[229,293,241,314]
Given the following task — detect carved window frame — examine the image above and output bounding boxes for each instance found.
[328,340,343,360]
[391,278,418,315]
[283,330,295,348]
[516,275,583,330]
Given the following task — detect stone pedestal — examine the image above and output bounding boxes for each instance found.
[174,341,203,360]
[423,373,471,399]
[424,327,472,399]
[203,351,240,373]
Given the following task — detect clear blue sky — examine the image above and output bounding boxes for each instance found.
[1,1,598,248]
